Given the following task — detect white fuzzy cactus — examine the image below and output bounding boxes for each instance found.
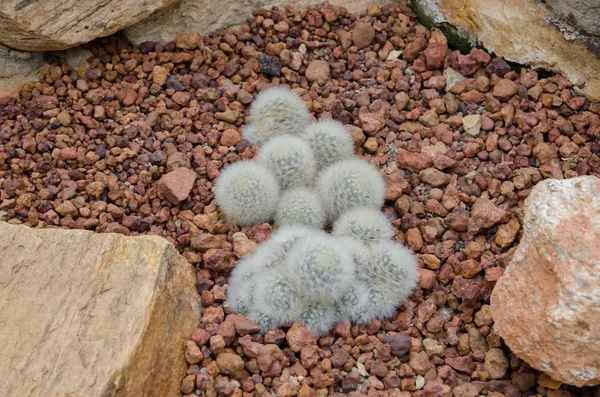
[317,159,385,221]
[214,161,279,226]
[333,207,395,244]
[297,299,337,336]
[358,240,419,302]
[352,288,401,325]
[275,187,326,228]
[257,135,316,190]
[287,231,355,300]
[247,225,313,272]
[244,86,312,145]
[302,119,354,170]
[249,272,301,331]
[334,281,371,324]
[225,255,261,316]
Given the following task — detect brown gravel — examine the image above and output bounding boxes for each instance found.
[1,2,599,397]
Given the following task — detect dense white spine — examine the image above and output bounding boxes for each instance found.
[214,161,280,226]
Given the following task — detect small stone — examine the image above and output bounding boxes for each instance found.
[409,351,434,375]
[232,232,257,258]
[486,57,511,77]
[258,55,282,77]
[202,249,236,272]
[166,75,186,91]
[60,147,78,161]
[452,383,483,397]
[286,323,318,353]
[234,318,261,336]
[419,168,451,187]
[462,114,481,136]
[492,79,519,100]
[384,333,411,357]
[468,198,508,236]
[172,92,191,106]
[184,340,203,364]
[157,168,197,205]
[180,374,195,394]
[220,129,241,147]
[484,348,508,379]
[190,234,222,250]
[495,219,520,248]
[85,88,105,105]
[175,32,202,50]
[445,356,475,373]
[216,352,244,379]
[398,150,433,170]
[152,66,169,85]
[55,200,78,217]
[22,136,36,153]
[422,338,445,357]
[305,60,330,85]
[215,108,239,123]
[444,67,465,92]
[352,22,375,49]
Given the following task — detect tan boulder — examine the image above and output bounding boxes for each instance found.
[0,0,176,51]
[124,0,394,45]
[414,0,600,100]
[0,223,201,397]
[491,176,600,387]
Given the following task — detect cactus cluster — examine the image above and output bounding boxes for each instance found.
[216,86,418,335]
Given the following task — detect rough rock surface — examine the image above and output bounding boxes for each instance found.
[545,0,600,37]
[491,176,600,387]
[125,0,394,45]
[415,0,600,100]
[0,223,201,397]
[0,44,44,96]
[0,0,176,51]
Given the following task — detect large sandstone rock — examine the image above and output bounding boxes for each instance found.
[0,44,44,96]
[125,0,393,45]
[491,176,600,387]
[0,0,176,51]
[0,223,201,397]
[545,0,600,37]
[415,0,600,101]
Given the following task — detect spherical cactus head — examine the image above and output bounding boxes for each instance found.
[317,159,385,221]
[297,299,337,336]
[248,86,312,145]
[275,187,326,229]
[333,206,395,244]
[302,119,354,170]
[214,161,280,226]
[248,272,301,332]
[358,240,419,302]
[334,281,371,324]
[257,134,316,190]
[287,232,355,300]
[226,255,261,316]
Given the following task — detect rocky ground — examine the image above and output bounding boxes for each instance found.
[0,2,599,397]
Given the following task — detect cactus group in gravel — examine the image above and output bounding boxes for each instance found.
[217,86,418,336]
